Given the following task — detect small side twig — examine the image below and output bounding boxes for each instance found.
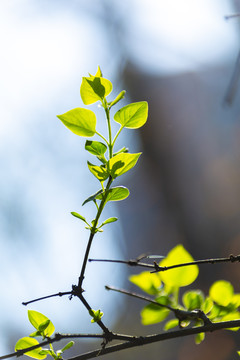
[105,285,212,326]
[22,291,72,306]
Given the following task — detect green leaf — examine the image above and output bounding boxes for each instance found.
[109,153,141,179]
[96,186,130,203]
[28,310,55,337]
[100,217,118,227]
[141,301,170,325]
[15,337,46,359]
[109,90,126,109]
[237,350,240,356]
[89,309,104,323]
[71,212,88,224]
[80,76,112,105]
[87,161,109,181]
[82,189,103,206]
[113,147,129,156]
[57,108,96,137]
[129,271,161,295]
[85,140,107,157]
[114,101,148,129]
[89,66,102,78]
[159,245,199,288]
[38,350,53,356]
[209,280,234,307]
[60,341,74,353]
[38,320,50,332]
[219,312,240,331]
[202,297,213,314]
[164,319,179,330]
[29,331,42,338]
[195,332,205,344]
[182,290,204,311]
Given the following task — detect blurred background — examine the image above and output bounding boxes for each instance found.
[1,0,240,359]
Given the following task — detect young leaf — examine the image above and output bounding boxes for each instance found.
[100,217,118,227]
[113,146,129,156]
[15,337,46,359]
[28,310,55,337]
[159,245,199,288]
[141,302,170,325]
[114,101,148,129]
[88,66,102,78]
[201,297,213,314]
[109,153,141,179]
[195,332,205,344]
[87,162,109,181]
[88,309,104,323]
[82,189,103,206]
[129,271,161,295]
[38,320,50,332]
[219,312,240,331]
[109,90,126,109]
[96,186,130,202]
[85,140,107,156]
[57,108,96,137]
[80,76,112,105]
[164,319,179,330]
[60,341,74,353]
[182,290,204,311]
[71,212,88,224]
[209,280,234,307]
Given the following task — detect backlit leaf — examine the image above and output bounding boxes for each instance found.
[160,245,199,287]
[96,186,130,202]
[114,101,148,129]
[202,297,213,314]
[183,290,204,311]
[109,153,141,179]
[80,76,112,105]
[57,108,96,137]
[82,189,103,206]
[71,212,88,224]
[164,319,179,330]
[15,337,46,359]
[209,280,234,307]
[61,341,74,353]
[85,140,107,156]
[100,217,118,226]
[87,162,109,181]
[216,312,240,331]
[129,271,161,295]
[28,310,55,337]
[195,332,205,344]
[109,90,126,108]
[141,301,170,325]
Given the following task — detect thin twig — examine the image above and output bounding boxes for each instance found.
[105,285,212,326]
[22,291,72,306]
[89,254,240,273]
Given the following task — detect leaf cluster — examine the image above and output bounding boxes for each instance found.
[15,311,73,359]
[57,66,148,234]
[129,245,240,345]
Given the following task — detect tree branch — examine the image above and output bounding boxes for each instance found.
[89,254,240,273]
[66,319,240,360]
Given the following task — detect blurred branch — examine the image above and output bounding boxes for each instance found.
[225,48,240,105]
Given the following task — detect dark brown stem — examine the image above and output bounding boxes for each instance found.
[65,319,240,360]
